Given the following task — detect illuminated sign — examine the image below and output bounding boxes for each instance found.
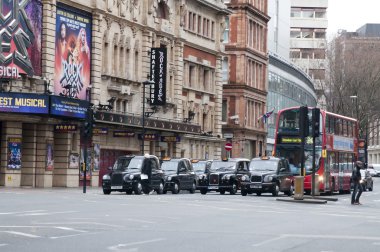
[161,136,180,142]
[54,124,78,132]
[0,93,48,114]
[93,128,108,135]
[280,136,302,144]
[138,134,159,141]
[0,0,42,78]
[50,95,88,119]
[113,131,135,137]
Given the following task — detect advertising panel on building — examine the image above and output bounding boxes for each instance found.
[150,48,167,105]
[0,92,49,114]
[54,3,92,100]
[0,0,42,78]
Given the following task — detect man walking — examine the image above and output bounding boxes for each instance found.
[141,154,153,195]
[351,161,364,205]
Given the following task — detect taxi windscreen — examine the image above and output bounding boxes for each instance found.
[249,160,278,171]
[161,161,179,171]
[210,161,236,172]
[113,157,143,171]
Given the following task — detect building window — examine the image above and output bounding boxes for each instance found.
[291,8,301,17]
[223,17,229,43]
[222,99,227,122]
[222,57,229,83]
[157,1,170,19]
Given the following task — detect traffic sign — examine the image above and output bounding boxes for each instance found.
[225,142,232,151]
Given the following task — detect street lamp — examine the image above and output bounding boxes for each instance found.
[141,80,155,155]
[350,95,358,120]
[350,95,368,167]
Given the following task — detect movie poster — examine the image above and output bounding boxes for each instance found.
[54,4,92,100]
[8,138,22,170]
[0,0,42,78]
[46,143,54,171]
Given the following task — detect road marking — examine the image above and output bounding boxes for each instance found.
[0,210,45,215]
[107,238,165,250]
[17,211,77,216]
[125,218,156,224]
[253,234,380,247]
[0,244,8,247]
[2,231,40,238]
[55,226,87,233]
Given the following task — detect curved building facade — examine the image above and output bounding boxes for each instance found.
[266,52,317,153]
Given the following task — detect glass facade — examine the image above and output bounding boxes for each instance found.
[266,54,317,153]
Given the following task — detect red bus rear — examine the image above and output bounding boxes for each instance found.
[273,107,358,194]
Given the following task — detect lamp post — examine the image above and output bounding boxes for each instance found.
[141,80,155,155]
[350,95,358,120]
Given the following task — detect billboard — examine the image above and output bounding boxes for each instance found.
[0,0,42,78]
[150,48,167,105]
[54,4,92,100]
[0,92,48,114]
[50,95,89,119]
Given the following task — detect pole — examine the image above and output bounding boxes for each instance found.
[311,134,316,197]
[141,83,145,155]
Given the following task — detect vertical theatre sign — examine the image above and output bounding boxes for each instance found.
[54,4,92,100]
[0,0,42,78]
[150,48,167,105]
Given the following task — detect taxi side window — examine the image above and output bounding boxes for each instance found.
[150,159,158,171]
[178,161,187,173]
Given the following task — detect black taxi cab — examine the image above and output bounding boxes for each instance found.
[160,157,197,194]
[240,156,294,196]
[197,158,250,195]
[102,154,165,195]
[191,159,212,189]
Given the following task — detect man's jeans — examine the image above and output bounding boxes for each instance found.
[351,182,363,203]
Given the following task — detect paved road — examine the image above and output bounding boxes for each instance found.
[1,178,380,252]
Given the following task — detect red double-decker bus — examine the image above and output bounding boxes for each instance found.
[273,107,359,194]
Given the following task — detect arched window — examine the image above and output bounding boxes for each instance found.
[157,1,170,19]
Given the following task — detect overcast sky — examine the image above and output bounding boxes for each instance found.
[327,0,380,39]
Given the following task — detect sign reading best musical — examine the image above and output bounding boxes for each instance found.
[150,48,167,105]
[0,93,48,114]
[0,0,42,78]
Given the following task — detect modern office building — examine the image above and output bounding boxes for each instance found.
[266,0,318,153]
[289,0,328,107]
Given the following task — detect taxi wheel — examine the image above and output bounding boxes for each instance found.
[103,189,111,195]
[163,190,167,194]
[256,192,262,196]
[220,190,225,195]
[286,184,294,196]
[172,182,180,194]
[230,183,237,195]
[189,182,196,194]
[241,189,248,196]
[200,189,207,195]
[156,181,164,195]
[134,182,142,195]
[126,190,133,195]
[272,184,279,197]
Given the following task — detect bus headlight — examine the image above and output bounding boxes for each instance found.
[318,175,323,182]
[102,174,110,180]
[263,176,273,183]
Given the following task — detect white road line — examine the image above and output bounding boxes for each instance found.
[0,210,45,215]
[17,211,77,216]
[55,226,87,233]
[125,218,156,224]
[33,221,125,228]
[107,238,166,250]
[252,235,286,247]
[2,231,40,238]
[0,244,8,247]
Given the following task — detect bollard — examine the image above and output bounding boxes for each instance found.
[313,175,320,196]
[294,176,304,200]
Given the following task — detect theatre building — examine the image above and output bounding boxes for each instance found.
[0,0,229,188]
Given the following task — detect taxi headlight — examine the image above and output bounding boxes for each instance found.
[263,176,273,183]
[360,179,364,184]
[198,174,205,180]
[241,175,248,181]
[102,174,110,180]
[129,174,134,180]
[167,176,172,181]
[223,175,231,180]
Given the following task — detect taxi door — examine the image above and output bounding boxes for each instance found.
[277,160,292,191]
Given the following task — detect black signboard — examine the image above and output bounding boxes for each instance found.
[150,48,167,105]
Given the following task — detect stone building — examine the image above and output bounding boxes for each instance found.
[0,0,229,188]
[222,0,269,158]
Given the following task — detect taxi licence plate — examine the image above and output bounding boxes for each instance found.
[111,186,122,189]
[250,184,262,189]
[208,186,218,190]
